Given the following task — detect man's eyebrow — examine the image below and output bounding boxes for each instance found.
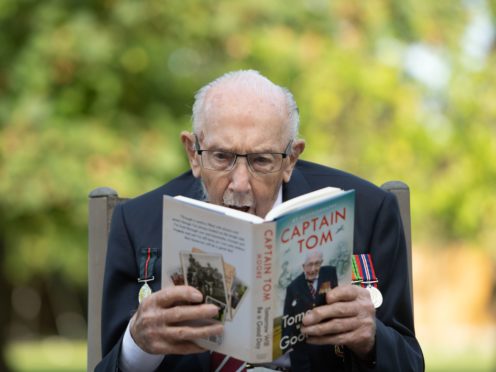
[206,146,238,153]
[250,148,282,154]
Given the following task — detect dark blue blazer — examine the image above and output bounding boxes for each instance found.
[96,160,424,371]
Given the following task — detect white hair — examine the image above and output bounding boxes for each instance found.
[304,251,323,265]
[192,70,299,140]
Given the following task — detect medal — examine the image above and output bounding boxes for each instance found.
[366,285,383,308]
[352,254,383,308]
[137,247,157,304]
[139,281,152,303]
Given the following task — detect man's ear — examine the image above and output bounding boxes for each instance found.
[180,131,201,178]
[282,139,305,183]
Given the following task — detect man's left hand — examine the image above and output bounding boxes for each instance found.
[300,285,376,360]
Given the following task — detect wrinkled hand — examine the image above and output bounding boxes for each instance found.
[300,285,376,359]
[130,285,223,355]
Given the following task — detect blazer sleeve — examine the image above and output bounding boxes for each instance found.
[96,203,140,370]
[353,192,424,371]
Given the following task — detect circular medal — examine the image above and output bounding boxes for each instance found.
[367,285,383,308]
[139,282,152,303]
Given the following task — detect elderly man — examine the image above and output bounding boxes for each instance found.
[96,70,424,371]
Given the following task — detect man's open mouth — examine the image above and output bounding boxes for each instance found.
[226,205,251,213]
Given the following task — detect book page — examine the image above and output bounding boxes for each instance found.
[175,187,343,224]
[264,187,343,221]
[174,195,264,224]
[162,196,269,361]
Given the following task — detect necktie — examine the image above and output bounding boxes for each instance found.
[307,280,316,297]
[210,351,246,372]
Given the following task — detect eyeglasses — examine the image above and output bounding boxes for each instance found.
[194,134,292,174]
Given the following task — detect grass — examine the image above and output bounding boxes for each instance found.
[6,337,86,372]
[424,345,495,372]
[5,338,495,371]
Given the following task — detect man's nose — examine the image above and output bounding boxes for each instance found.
[228,157,252,193]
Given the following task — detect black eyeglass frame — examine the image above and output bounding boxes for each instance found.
[193,134,293,174]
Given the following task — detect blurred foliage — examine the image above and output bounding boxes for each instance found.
[6,338,86,372]
[0,0,495,291]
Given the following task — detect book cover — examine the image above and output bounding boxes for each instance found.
[161,188,354,363]
[272,190,354,359]
[161,197,266,361]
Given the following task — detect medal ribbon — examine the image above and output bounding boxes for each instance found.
[144,248,151,279]
[353,254,378,288]
[354,253,378,288]
[137,247,158,303]
[351,255,363,284]
[138,247,158,282]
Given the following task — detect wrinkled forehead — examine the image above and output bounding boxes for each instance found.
[199,84,291,149]
[202,80,289,126]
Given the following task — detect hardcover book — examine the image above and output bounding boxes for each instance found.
[161,187,355,363]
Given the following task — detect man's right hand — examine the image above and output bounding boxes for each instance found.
[130,285,223,355]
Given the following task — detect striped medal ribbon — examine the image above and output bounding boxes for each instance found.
[352,254,383,308]
[138,247,156,303]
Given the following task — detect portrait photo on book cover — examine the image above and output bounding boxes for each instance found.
[281,250,338,352]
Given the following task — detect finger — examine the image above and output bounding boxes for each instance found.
[146,320,223,354]
[301,316,358,337]
[302,301,358,326]
[162,321,224,342]
[131,306,223,354]
[305,322,376,358]
[305,325,366,346]
[305,332,347,346]
[161,303,221,324]
[325,285,362,304]
[153,286,204,308]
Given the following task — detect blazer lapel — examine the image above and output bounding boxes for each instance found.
[282,164,313,201]
[183,177,205,201]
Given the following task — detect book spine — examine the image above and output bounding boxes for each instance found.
[250,222,276,363]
